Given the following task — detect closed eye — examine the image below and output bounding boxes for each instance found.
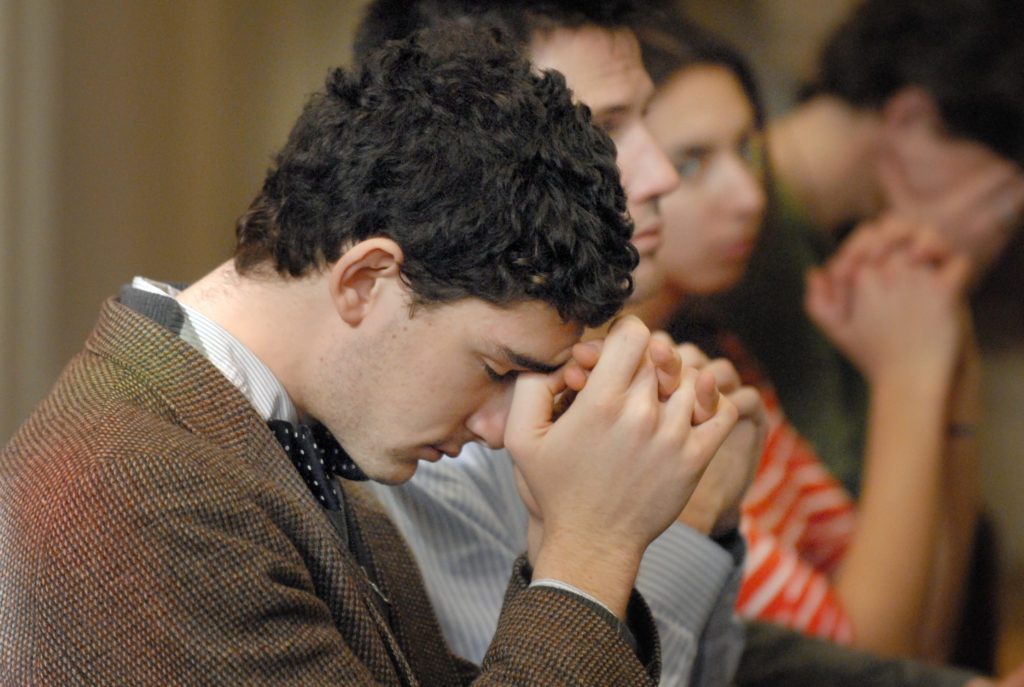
[484,365,520,384]
[594,106,631,139]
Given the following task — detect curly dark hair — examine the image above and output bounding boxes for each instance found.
[353,0,642,63]
[234,26,636,328]
[810,0,1024,168]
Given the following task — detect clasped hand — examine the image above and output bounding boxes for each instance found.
[805,213,972,382]
[566,334,765,538]
[504,316,738,618]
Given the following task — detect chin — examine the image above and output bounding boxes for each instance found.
[374,458,422,486]
[711,270,745,294]
[630,257,666,303]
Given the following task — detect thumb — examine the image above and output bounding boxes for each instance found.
[513,465,540,516]
[691,369,720,424]
[937,250,972,294]
[504,371,564,454]
[805,267,839,330]
[876,144,917,212]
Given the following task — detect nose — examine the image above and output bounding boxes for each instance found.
[464,387,513,449]
[622,123,680,207]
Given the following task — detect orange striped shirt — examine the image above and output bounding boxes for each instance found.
[722,334,858,643]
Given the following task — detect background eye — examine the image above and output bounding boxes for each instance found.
[676,156,706,180]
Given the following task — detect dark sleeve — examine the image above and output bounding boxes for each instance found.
[736,621,979,687]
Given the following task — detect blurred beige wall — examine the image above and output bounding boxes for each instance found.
[2,0,370,439]
[687,0,855,116]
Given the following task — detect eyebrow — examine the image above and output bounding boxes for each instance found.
[593,91,655,126]
[497,346,565,375]
[594,103,629,120]
[673,143,713,158]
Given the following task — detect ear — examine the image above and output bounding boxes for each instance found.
[878,86,945,154]
[876,87,955,203]
[328,238,404,326]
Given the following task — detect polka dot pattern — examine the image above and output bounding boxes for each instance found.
[267,420,368,511]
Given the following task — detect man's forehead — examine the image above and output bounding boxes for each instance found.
[528,24,653,117]
[454,297,582,368]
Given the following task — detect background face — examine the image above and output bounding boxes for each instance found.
[645,65,766,296]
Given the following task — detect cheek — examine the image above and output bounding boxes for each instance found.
[662,193,716,271]
[432,370,494,416]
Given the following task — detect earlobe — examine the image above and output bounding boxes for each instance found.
[880,87,943,141]
[329,238,404,326]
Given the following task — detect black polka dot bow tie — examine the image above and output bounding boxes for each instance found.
[267,420,368,510]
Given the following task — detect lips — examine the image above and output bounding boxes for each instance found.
[632,225,663,255]
[418,446,443,462]
[428,444,461,459]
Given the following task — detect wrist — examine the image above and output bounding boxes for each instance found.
[532,535,643,621]
[676,503,717,536]
[869,364,956,405]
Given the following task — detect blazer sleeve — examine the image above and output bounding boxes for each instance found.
[476,556,660,685]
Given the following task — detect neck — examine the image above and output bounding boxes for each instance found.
[768,95,884,235]
[176,260,333,416]
[625,281,688,334]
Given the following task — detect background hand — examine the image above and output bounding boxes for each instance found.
[806,216,971,382]
[878,131,1024,282]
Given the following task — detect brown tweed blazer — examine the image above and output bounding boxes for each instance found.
[0,297,660,685]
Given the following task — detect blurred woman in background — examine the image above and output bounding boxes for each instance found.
[631,3,976,662]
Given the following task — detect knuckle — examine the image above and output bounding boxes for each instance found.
[621,398,660,436]
[616,315,651,342]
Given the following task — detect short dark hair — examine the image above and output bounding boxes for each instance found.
[810,0,1024,168]
[234,26,636,328]
[633,3,765,128]
[353,0,642,62]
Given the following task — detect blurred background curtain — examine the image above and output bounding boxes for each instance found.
[1,0,364,438]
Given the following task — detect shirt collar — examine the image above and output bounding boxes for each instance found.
[130,276,299,424]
